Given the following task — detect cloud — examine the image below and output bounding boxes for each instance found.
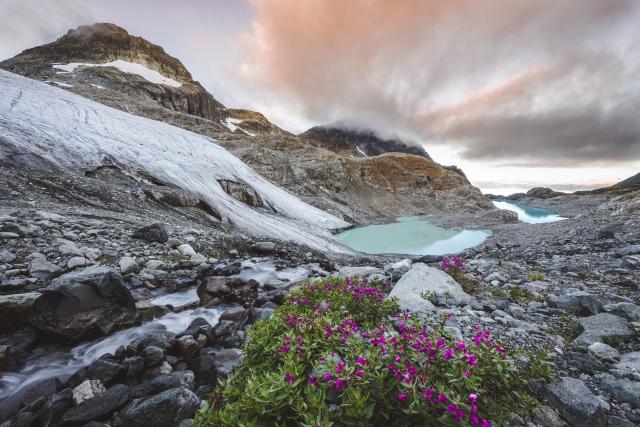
[239,0,640,166]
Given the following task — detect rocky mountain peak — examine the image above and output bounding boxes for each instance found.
[300,124,431,159]
[9,23,192,82]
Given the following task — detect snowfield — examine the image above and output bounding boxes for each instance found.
[53,60,182,88]
[0,70,350,252]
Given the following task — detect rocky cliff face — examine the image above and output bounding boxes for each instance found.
[0,23,492,220]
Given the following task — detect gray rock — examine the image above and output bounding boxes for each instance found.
[604,303,640,322]
[213,348,243,379]
[597,373,640,407]
[114,387,199,427]
[177,244,196,257]
[588,342,619,362]
[253,241,276,253]
[254,307,274,321]
[543,377,609,427]
[142,346,165,367]
[57,239,83,256]
[63,384,130,423]
[613,352,640,372]
[27,257,61,281]
[30,266,139,342]
[0,292,41,332]
[623,255,640,268]
[549,290,601,315]
[614,245,640,257]
[72,380,106,405]
[132,223,168,243]
[389,263,471,315]
[607,415,636,427]
[119,257,139,275]
[131,371,195,399]
[0,250,16,263]
[335,266,383,278]
[145,260,167,271]
[579,313,633,339]
[67,256,88,269]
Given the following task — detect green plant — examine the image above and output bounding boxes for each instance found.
[440,256,481,295]
[527,271,545,282]
[506,287,544,304]
[421,291,437,302]
[194,277,549,427]
[549,311,580,342]
[165,252,187,262]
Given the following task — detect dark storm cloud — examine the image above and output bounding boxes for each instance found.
[240,0,640,165]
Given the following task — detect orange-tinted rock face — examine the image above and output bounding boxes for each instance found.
[342,153,467,192]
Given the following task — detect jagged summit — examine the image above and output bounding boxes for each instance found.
[300,124,431,159]
[1,23,226,121]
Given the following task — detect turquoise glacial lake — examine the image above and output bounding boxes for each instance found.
[336,216,490,256]
[492,201,566,224]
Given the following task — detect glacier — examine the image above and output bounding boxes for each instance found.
[0,70,351,252]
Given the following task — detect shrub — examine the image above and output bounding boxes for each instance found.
[194,277,548,426]
[440,256,481,294]
[527,271,545,282]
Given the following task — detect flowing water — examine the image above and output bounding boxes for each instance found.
[492,201,566,224]
[336,217,490,256]
[0,307,221,408]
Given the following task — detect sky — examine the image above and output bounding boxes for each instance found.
[1,0,640,195]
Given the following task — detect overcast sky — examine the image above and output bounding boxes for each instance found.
[1,0,639,194]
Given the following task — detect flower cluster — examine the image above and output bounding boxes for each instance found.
[440,255,465,274]
[196,277,544,427]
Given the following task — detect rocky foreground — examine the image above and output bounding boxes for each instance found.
[0,183,638,425]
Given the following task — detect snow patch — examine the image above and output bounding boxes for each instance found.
[90,83,106,90]
[221,117,255,137]
[0,70,350,252]
[356,145,368,157]
[52,60,182,88]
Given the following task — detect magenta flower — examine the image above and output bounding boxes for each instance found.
[284,372,295,383]
[356,356,368,366]
[309,375,318,385]
[354,369,364,378]
[323,373,332,381]
[333,378,346,390]
[397,392,407,401]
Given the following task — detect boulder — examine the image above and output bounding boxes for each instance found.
[119,257,139,275]
[132,223,168,243]
[578,313,633,340]
[27,258,61,281]
[177,244,196,257]
[67,256,88,269]
[612,352,640,372]
[543,377,609,427]
[114,387,199,427]
[62,384,130,423]
[29,266,139,342]
[0,292,41,332]
[389,263,470,315]
[597,374,640,407]
[604,303,640,322]
[549,290,601,315]
[0,249,16,263]
[252,241,276,254]
[131,371,195,399]
[588,342,619,362]
[72,380,106,405]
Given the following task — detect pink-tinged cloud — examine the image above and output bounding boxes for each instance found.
[239,0,640,166]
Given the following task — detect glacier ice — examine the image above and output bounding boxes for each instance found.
[0,70,351,252]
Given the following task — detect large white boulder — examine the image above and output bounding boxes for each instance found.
[389,263,471,315]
